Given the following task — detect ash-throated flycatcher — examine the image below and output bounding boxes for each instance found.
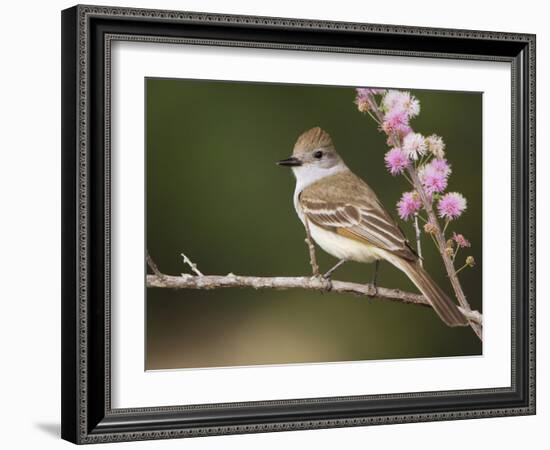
[277,127,467,327]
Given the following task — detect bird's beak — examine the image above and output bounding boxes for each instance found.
[277,156,302,167]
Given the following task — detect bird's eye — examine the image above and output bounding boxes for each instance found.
[314,150,323,159]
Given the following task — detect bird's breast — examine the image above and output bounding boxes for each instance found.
[292,176,380,264]
[308,221,381,264]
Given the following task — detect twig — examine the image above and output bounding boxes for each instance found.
[181,252,204,276]
[366,109,380,125]
[146,251,164,279]
[429,232,439,250]
[402,172,415,186]
[146,273,482,327]
[413,213,423,267]
[453,245,460,261]
[455,263,469,275]
[303,216,320,276]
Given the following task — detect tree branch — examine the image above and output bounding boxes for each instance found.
[145,272,482,327]
[146,250,483,330]
[408,167,482,340]
[146,251,164,279]
[147,273,482,323]
[180,252,204,276]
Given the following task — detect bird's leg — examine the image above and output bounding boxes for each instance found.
[323,259,346,280]
[369,259,380,298]
[303,217,320,277]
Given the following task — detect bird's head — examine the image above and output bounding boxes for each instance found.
[277,127,344,175]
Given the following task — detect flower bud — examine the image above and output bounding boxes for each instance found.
[452,232,471,248]
[466,256,475,267]
[426,134,446,159]
[445,247,454,257]
[357,101,370,113]
[423,222,437,234]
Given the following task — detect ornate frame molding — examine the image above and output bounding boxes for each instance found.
[61,4,536,444]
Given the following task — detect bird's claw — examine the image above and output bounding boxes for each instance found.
[312,274,332,292]
[367,284,378,301]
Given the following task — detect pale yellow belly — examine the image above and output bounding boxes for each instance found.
[309,222,382,263]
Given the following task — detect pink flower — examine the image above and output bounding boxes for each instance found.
[452,232,471,248]
[381,108,410,136]
[418,159,451,194]
[397,191,422,220]
[430,158,452,177]
[382,90,404,109]
[402,132,427,160]
[384,147,409,175]
[419,164,448,194]
[437,192,467,220]
[382,90,421,117]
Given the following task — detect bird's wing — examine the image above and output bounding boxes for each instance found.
[300,171,417,261]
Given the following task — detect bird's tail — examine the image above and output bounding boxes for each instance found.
[389,256,468,327]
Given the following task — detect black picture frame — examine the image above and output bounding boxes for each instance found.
[61,4,536,444]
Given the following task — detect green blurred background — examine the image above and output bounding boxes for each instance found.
[146,78,482,370]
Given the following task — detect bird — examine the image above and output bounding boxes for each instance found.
[277,126,468,327]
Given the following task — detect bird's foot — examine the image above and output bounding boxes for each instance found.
[368,283,378,299]
[322,274,333,292]
[311,273,332,292]
[367,260,380,301]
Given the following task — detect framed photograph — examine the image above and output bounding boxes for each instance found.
[61,4,536,444]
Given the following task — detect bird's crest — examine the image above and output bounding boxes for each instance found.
[293,127,334,155]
